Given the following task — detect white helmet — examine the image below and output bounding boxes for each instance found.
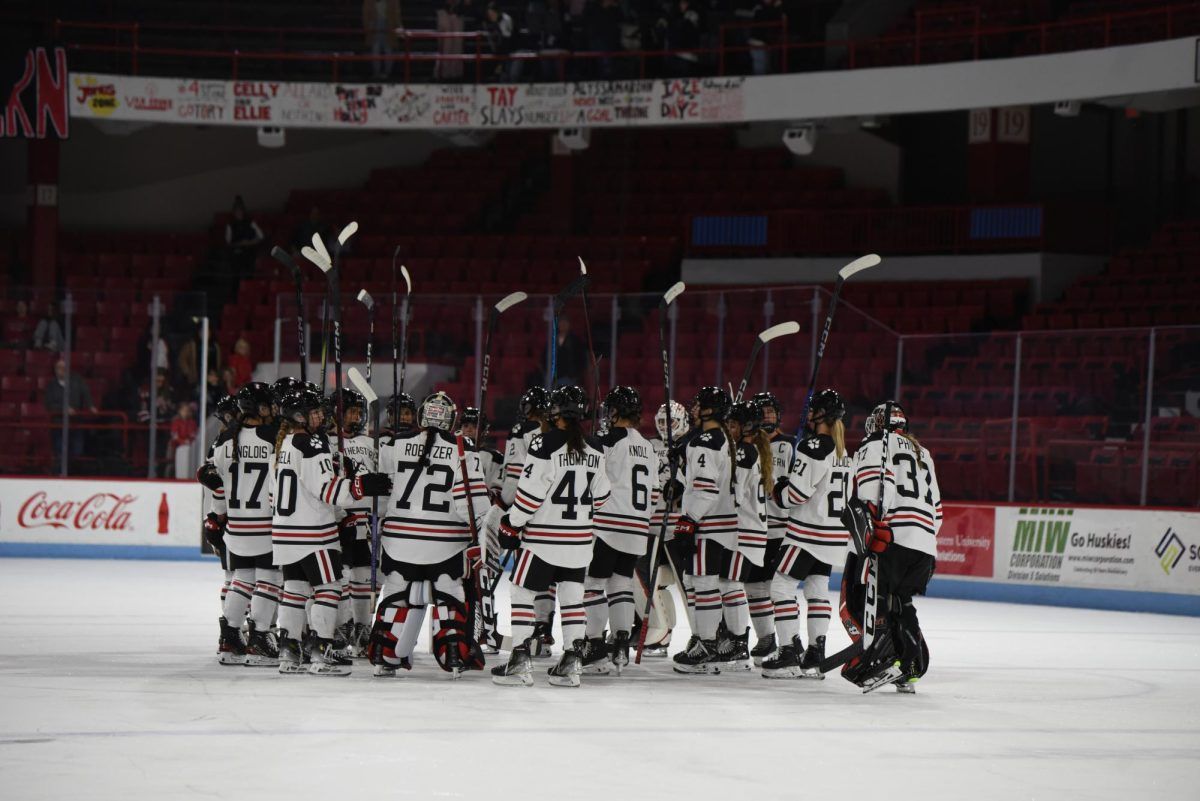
[419,391,457,432]
[864,401,907,437]
[655,400,689,442]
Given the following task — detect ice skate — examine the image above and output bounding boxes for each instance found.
[579,636,611,675]
[529,621,555,660]
[750,632,776,667]
[547,644,583,687]
[716,627,752,672]
[373,657,412,678]
[672,637,719,674]
[610,631,630,675]
[218,618,247,666]
[761,642,803,679]
[348,622,370,659]
[277,634,305,674]
[894,679,917,694]
[244,620,279,667]
[799,635,826,679]
[491,643,534,686]
[308,638,352,676]
[860,660,904,694]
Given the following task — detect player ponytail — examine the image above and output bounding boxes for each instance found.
[752,429,773,493]
[831,418,846,460]
[417,428,438,469]
[900,430,926,470]
[562,417,585,460]
[273,419,292,470]
[229,418,243,465]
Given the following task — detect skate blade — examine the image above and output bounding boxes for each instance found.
[547,674,581,687]
[307,665,352,677]
[642,649,669,658]
[277,663,306,675]
[761,667,802,679]
[373,668,397,679]
[492,673,534,687]
[582,663,611,675]
[218,655,247,666]
[861,665,904,694]
[243,657,280,668]
[672,664,718,675]
[800,669,825,680]
[721,660,752,672]
[895,681,916,694]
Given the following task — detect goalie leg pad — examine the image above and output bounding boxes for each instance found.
[431,577,485,672]
[367,581,421,667]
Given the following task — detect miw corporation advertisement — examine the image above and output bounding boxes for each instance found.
[937,503,1200,597]
[0,478,203,551]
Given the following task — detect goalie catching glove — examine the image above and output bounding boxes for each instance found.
[350,473,392,499]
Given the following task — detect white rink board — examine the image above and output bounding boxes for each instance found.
[0,558,1196,801]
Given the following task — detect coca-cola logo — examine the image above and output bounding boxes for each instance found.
[17,491,135,532]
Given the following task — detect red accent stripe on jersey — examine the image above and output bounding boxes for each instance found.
[787,525,848,540]
[513,550,533,586]
[272,527,338,538]
[779,546,798,573]
[594,516,650,531]
[526,529,592,540]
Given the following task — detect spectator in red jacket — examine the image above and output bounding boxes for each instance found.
[227,338,253,388]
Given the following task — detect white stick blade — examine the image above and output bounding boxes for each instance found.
[311,233,330,262]
[758,320,801,343]
[577,256,588,276]
[839,253,881,281]
[338,220,359,246]
[495,291,527,313]
[356,289,373,308]
[400,265,412,293]
[347,367,378,404]
[663,281,685,306]
[300,245,332,273]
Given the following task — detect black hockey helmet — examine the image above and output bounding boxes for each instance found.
[281,386,326,431]
[237,381,274,420]
[460,406,488,437]
[419,391,458,433]
[865,400,907,436]
[752,391,782,433]
[693,385,731,422]
[215,394,240,426]
[727,399,763,433]
[271,376,300,406]
[329,387,367,434]
[386,392,417,429]
[604,385,642,423]
[549,385,588,422]
[519,386,551,419]
[809,388,847,428]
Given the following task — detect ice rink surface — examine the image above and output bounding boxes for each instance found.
[0,558,1196,800]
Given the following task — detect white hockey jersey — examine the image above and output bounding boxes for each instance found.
[594,426,660,556]
[734,442,768,565]
[500,420,541,508]
[648,435,681,533]
[272,431,361,566]
[680,427,738,551]
[778,433,852,567]
[475,445,504,493]
[377,429,489,565]
[330,431,377,542]
[764,434,791,539]
[508,429,612,569]
[211,424,278,557]
[852,432,942,558]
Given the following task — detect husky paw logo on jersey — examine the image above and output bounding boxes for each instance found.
[529,434,543,452]
[699,432,715,443]
[807,437,821,450]
[310,434,324,449]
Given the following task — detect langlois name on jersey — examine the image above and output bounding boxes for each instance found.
[236,444,273,460]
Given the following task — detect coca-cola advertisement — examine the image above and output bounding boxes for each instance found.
[0,478,202,551]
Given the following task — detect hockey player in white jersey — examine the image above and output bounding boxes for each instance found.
[369,391,490,677]
[844,401,941,693]
[745,391,790,664]
[580,386,659,674]
[328,387,377,656]
[196,394,242,659]
[385,392,418,436]
[272,384,392,676]
[492,385,612,687]
[206,383,282,666]
[762,389,852,679]
[635,400,690,656]
[672,386,742,674]
[459,407,504,494]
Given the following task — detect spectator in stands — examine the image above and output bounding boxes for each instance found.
[228,338,254,388]
[484,2,517,79]
[526,0,567,78]
[291,205,332,258]
[225,195,264,280]
[45,357,97,473]
[529,315,587,387]
[176,336,221,398]
[168,402,199,479]
[221,366,239,398]
[32,301,65,352]
[748,0,782,74]
[435,0,466,81]
[204,367,226,411]
[364,0,402,80]
[583,0,623,77]
[4,300,33,347]
[136,368,177,424]
[665,0,701,75]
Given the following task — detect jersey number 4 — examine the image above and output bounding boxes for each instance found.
[551,471,595,520]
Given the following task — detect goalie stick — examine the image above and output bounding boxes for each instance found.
[635,281,685,663]
[270,246,308,383]
[732,321,801,403]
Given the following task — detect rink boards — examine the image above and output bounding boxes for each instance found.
[0,476,1196,614]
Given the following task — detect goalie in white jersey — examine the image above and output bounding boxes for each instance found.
[763,388,851,679]
[580,386,659,674]
[845,401,941,692]
[328,387,377,656]
[369,391,490,677]
[492,385,612,688]
[272,384,392,676]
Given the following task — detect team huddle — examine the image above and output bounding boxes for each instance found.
[197,377,942,693]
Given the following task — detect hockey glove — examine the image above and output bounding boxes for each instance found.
[867,519,893,554]
[772,477,790,508]
[196,463,223,492]
[497,515,523,550]
[333,451,358,481]
[351,472,392,499]
[672,516,698,544]
[202,513,226,554]
[338,518,358,551]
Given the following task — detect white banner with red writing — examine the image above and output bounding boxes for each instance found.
[0,478,203,552]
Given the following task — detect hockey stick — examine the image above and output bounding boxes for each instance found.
[398,264,413,394]
[357,290,374,383]
[791,254,881,451]
[732,321,801,403]
[390,248,402,406]
[270,246,307,383]
[548,272,589,386]
[635,281,686,663]
[455,433,487,661]
[348,367,381,611]
[576,257,602,428]
[302,222,358,456]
